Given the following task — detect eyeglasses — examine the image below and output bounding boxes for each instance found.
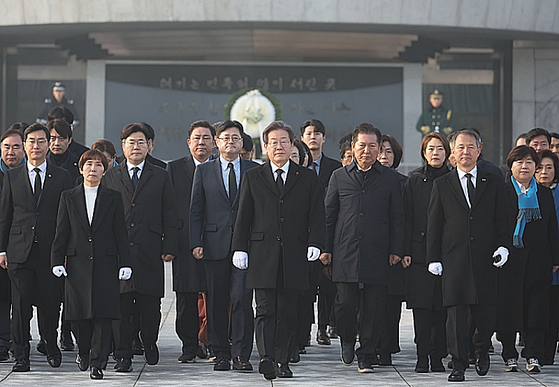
[217,136,242,143]
[123,139,147,147]
[267,140,291,148]
[25,139,48,146]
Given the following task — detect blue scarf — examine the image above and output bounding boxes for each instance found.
[511,176,541,248]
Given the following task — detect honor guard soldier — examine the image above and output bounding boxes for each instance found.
[416,89,455,136]
[37,82,80,127]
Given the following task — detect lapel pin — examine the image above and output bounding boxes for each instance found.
[296,171,299,175]
[481,178,486,182]
[48,174,52,178]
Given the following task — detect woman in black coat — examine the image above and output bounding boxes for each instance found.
[51,150,132,380]
[497,146,559,373]
[403,132,450,373]
[377,134,409,364]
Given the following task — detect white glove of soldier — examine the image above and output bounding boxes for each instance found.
[119,267,132,280]
[52,266,67,277]
[232,251,248,270]
[428,262,443,276]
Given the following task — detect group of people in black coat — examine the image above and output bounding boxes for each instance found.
[1,112,559,385]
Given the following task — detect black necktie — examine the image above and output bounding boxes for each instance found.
[465,173,475,206]
[276,169,284,195]
[33,168,41,203]
[132,167,140,189]
[228,162,237,203]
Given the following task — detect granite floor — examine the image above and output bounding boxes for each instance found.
[0,264,558,386]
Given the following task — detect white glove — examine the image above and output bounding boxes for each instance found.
[52,266,67,277]
[232,251,248,270]
[428,262,443,276]
[119,267,132,280]
[493,246,509,268]
[307,246,321,262]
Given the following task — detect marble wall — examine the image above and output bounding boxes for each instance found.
[513,44,559,142]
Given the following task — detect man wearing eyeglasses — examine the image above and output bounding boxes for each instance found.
[103,123,178,372]
[0,123,72,372]
[190,120,258,372]
[167,120,216,364]
[232,121,325,380]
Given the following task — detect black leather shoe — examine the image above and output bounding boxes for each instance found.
[475,353,490,376]
[132,337,144,355]
[327,326,338,339]
[276,362,293,378]
[289,347,300,363]
[341,341,355,366]
[60,339,75,351]
[448,368,465,382]
[0,346,9,362]
[47,351,62,368]
[232,355,253,371]
[144,343,159,365]
[317,329,331,345]
[415,356,429,373]
[358,359,374,373]
[12,358,30,372]
[196,342,208,359]
[36,340,47,356]
[213,357,231,371]
[259,356,276,380]
[114,357,132,372]
[430,357,445,372]
[76,354,89,371]
[90,366,104,379]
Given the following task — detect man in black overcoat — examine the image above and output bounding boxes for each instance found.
[320,123,405,373]
[190,120,258,372]
[232,121,325,380]
[300,118,341,345]
[103,123,178,372]
[167,120,215,363]
[427,129,511,382]
[0,123,72,372]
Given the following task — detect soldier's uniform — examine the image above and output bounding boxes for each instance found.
[36,82,80,126]
[416,89,455,136]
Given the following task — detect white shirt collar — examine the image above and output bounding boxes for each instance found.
[127,160,145,172]
[27,160,47,174]
[271,160,290,179]
[457,165,477,180]
[220,156,240,171]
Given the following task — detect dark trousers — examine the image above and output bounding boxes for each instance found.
[295,287,314,348]
[113,292,161,359]
[381,295,404,355]
[543,285,559,364]
[254,287,299,364]
[335,283,386,361]
[8,244,62,360]
[204,259,253,360]
[0,300,10,348]
[446,304,495,371]
[412,308,447,360]
[317,265,336,330]
[72,318,112,369]
[175,291,200,358]
[500,328,545,361]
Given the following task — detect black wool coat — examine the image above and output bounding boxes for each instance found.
[102,160,178,298]
[403,164,449,310]
[427,168,512,307]
[325,161,405,285]
[232,161,325,290]
[51,184,131,320]
[166,155,206,293]
[496,181,559,331]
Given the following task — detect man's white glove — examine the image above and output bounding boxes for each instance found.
[232,251,248,270]
[493,246,509,268]
[428,262,443,276]
[307,246,321,262]
[52,266,67,277]
[119,267,132,280]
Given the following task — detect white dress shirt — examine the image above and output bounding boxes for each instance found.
[127,160,145,180]
[271,160,290,181]
[27,161,47,191]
